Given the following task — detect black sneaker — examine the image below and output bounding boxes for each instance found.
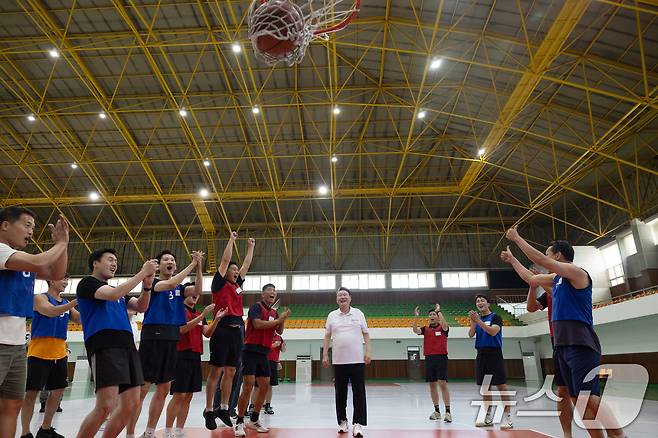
[20,434,34,438]
[229,408,238,419]
[246,404,254,416]
[264,404,274,415]
[203,409,217,430]
[36,427,64,438]
[39,402,45,413]
[213,408,233,427]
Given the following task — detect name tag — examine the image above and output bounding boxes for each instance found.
[235,287,243,295]
[175,289,181,297]
[435,331,441,336]
[268,316,275,321]
[485,320,491,326]
[198,320,203,326]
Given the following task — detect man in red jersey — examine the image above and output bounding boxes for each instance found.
[413,304,452,423]
[203,231,255,430]
[233,283,290,436]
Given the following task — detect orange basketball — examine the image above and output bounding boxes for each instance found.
[256,34,296,56]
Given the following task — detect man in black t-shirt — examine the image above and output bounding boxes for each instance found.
[75,249,157,438]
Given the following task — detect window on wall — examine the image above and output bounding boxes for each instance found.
[391,272,436,289]
[601,242,624,287]
[621,234,637,256]
[649,218,658,245]
[291,274,336,291]
[441,271,487,288]
[341,273,386,290]
[242,275,287,292]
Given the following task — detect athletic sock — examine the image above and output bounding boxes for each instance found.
[434,404,441,412]
[445,405,451,413]
[164,428,172,435]
[236,416,244,425]
[220,404,229,410]
[174,428,183,435]
[250,411,260,423]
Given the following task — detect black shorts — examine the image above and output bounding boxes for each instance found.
[555,346,601,398]
[90,347,143,393]
[25,356,68,391]
[552,348,565,387]
[269,361,279,386]
[425,354,448,382]
[139,339,178,384]
[475,349,506,386]
[242,350,270,378]
[170,351,202,394]
[209,326,243,368]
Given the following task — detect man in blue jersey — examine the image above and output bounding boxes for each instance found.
[0,207,68,438]
[75,249,158,438]
[506,227,625,438]
[468,294,513,430]
[20,273,79,438]
[127,249,204,438]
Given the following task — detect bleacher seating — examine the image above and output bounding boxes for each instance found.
[283,302,524,329]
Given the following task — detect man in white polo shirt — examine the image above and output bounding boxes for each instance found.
[322,287,371,438]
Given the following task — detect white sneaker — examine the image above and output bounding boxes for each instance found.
[500,414,513,430]
[174,430,186,438]
[429,411,441,420]
[246,420,269,433]
[338,420,349,433]
[352,424,364,437]
[475,413,493,427]
[443,412,452,423]
[233,422,246,437]
[164,431,175,438]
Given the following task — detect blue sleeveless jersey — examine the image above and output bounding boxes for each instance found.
[0,269,35,317]
[551,273,593,326]
[77,295,132,341]
[31,294,69,340]
[475,312,503,349]
[142,280,186,326]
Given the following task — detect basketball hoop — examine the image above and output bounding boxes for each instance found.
[248,0,361,65]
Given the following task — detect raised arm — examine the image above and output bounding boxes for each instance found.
[412,306,422,335]
[94,259,158,301]
[155,251,203,292]
[218,231,238,277]
[506,227,588,286]
[469,310,501,336]
[500,245,535,284]
[5,215,69,280]
[239,238,255,279]
[435,304,449,332]
[181,304,215,334]
[184,255,205,297]
[467,311,477,338]
[33,294,77,318]
[526,286,543,312]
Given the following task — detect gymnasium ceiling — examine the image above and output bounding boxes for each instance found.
[0,0,657,271]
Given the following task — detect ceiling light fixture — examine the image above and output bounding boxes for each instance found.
[203,159,211,167]
[71,163,78,169]
[27,114,36,122]
[318,185,329,195]
[331,155,338,163]
[199,188,209,198]
[89,191,100,201]
[333,106,341,115]
[231,43,242,53]
[429,58,443,70]
[179,108,187,117]
[48,49,59,58]
[417,110,426,119]
[98,112,107,119]
[252,106,260,114]
[477,148,486,157]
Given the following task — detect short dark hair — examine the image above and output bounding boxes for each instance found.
[475,294,489,303]
[337,286,351,295]
[228,261,239,269]
[155,250,176,263]
[428,308,438,314]
[0,206,36,225]
[548,240,574,262]
[262,283,276,292]
[88,248,117,272]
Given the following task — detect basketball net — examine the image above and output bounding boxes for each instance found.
[248,0,360,65]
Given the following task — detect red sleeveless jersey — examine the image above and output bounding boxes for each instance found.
[176,306,204,354]
[422,324,448,355]
[244,302,278,352]
[212,275,244,324]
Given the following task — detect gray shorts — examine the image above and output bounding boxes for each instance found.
[0,344,27,399]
